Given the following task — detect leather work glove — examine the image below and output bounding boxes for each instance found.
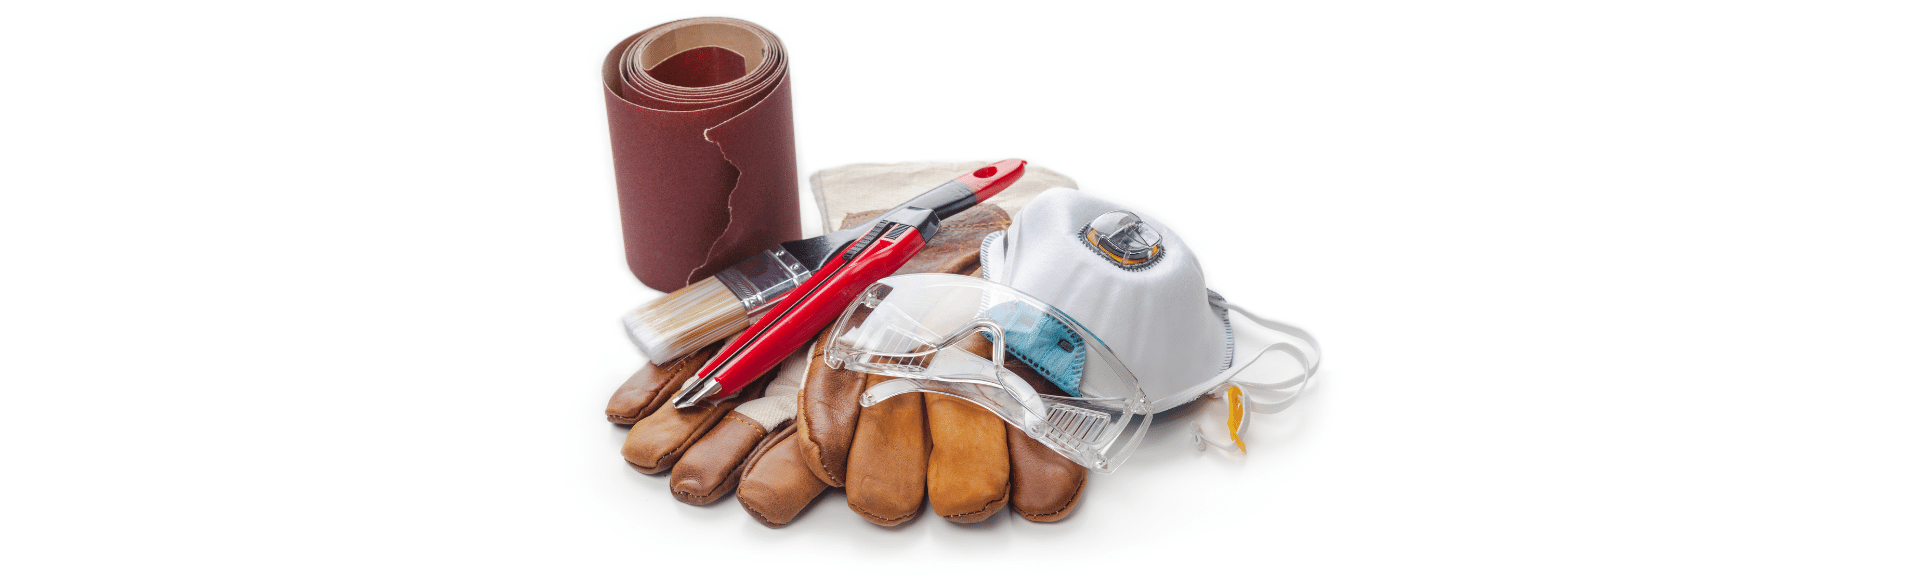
[791,323,1087,526]
[608,205,1094,526]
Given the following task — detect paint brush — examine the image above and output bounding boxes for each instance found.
[624,159,1027,365]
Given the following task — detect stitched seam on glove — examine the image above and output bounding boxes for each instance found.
[939,489,1010,520]
[795,385,847,488]
[726,413,769,436]
[673,489,717,503]
[607,356,698,423]
[739,496,779,527]
[640,413,717,471]
[847,501,915,524]
[1014,476,1085,520]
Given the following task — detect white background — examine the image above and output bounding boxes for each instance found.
[3,1,1916,577]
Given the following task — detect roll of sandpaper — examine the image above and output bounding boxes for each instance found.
[603,17,800,292]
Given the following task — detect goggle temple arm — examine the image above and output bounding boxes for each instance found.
[856,318,1050,422]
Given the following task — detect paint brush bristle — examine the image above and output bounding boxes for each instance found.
[623,277,751,365]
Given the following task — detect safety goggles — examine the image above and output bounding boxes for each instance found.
[823,274,1152,473]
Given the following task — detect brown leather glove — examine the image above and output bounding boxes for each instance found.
[744,206,1091,527]
[609,339,785,508]
[607,205,1039,525]
[786,206,1087,525]
[798,301,1089,526]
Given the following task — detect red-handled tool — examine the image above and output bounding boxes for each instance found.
[624,159,1026,367]
[670,209,941,407]
[668,157,1029,407]
[669,160,1026,407]
[672,209,940,407]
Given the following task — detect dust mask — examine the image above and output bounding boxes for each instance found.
[827,188,1321,471]
[981,188,1321,452]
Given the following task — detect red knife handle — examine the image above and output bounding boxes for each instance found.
[953,159,1026,202]
[696,224,930,400]
[897,159,1027,220]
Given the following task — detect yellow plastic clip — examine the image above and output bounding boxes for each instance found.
[1226,385,1247,452]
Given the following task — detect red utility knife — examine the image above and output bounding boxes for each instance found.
[669,160,1027,408]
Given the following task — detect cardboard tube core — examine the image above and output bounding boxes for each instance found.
[639,22,767,72]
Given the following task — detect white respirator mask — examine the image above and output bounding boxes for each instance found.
[828,188,1320,471]
[980,188,1321,454]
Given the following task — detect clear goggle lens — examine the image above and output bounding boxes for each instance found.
[825,274,1151,473]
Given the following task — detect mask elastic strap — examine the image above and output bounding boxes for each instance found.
[1225,342,1314,413]
[1192,298,1321,452]
[1211,297,1320,397]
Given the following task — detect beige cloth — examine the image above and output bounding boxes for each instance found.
[809,161,1077,230]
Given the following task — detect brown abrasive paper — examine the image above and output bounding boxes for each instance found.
[603,18,800,291]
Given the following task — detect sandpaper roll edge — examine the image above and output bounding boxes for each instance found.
[602,17,801,292]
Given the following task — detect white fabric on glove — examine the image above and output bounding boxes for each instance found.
[809,161,1077,231]
[734,349,807,429]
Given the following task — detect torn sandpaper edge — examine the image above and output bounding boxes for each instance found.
[603,17,800,292]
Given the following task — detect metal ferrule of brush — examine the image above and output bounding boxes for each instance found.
[671,376,723,409]
[714,248,813,313]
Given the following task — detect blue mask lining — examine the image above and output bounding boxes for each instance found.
[981,302,1085,396]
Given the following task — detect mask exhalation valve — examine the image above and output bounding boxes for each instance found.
[1083,210,1163,268]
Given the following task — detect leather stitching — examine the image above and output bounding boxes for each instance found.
[610,361,692,421]
[796,385,847,487]
[669,413,767,503]
[739,493,780,527]
[1014,475,1085,520]
[673,488,716,503]
[725,413,768,436]
[848,500,916,524]
[737,427,800,527]
[623,458,660,473]
[940,488,1010,520]
[613,353,701,423]
[647,411,723,469]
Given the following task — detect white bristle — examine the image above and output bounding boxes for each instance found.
[623,277,750,365]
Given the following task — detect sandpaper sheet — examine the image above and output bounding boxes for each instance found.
[603,17,800,291]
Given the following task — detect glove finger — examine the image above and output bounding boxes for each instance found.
[669,350,808,505]
[1007,428,1086,522]
[796,332,864,487]
[926,392,1010,523]
[924,333,1012,523]
[736,423,829,528]
[811,208,1010,518]
[606,345,717,425]
[668,411,768,504]
[1001,357,1088,521]
[620,375,767,474]
[843,386,927,526]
